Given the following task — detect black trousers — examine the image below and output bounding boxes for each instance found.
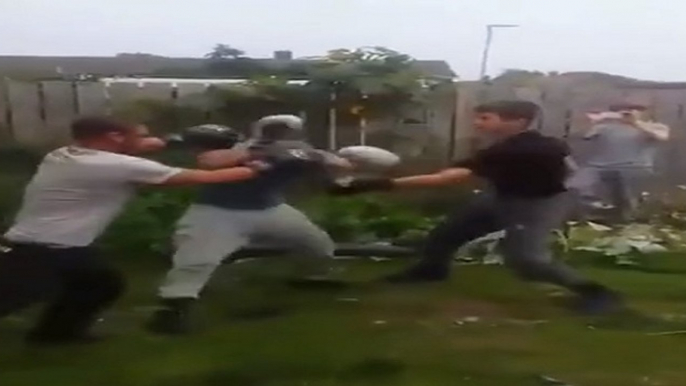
[420,193,587,289]
[0,242,124,339]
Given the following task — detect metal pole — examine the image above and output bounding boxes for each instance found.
[359,94,368,146]
[479,26,494,80]
[359,116,367,146]
[328,87,337,151]
[479,24,519,80]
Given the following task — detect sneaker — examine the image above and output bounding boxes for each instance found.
[384,264,450,284]
[576,289,624,316]
[145,298,194,335]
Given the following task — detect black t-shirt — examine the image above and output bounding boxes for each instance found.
[453,131,569,198]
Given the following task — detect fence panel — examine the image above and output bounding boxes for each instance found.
[0,79,11,141]
[43,81,76,143]
[6,80,45,146]
[77,82,109,116]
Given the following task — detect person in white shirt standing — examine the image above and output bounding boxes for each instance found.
[0,116,294,346]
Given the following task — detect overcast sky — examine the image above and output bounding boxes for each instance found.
[1,0,683,81]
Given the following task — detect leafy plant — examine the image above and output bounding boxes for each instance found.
[302,196,438,243]
[99,188,196,259]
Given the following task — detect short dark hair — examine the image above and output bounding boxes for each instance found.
[71,116,133,140]
[474,100,540,124]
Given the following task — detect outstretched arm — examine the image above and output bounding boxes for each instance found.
[159,167,258,186]
[196,149,252,169]
[328,167,474,195]
[392,168,473,188]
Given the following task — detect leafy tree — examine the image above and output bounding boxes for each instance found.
[205,44,246,60]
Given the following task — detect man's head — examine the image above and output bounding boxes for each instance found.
[609,103,649,123]
[71,116,165,154]
[473,100,540,134]
[253,115,304,142]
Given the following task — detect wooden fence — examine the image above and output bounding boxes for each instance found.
[2,78,686,184]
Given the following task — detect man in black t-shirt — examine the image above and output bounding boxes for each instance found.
[330,101,621,315]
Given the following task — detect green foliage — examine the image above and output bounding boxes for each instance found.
[112,99,208,134]
[302,196,439,243]
[99,188,196,258]
[205,44,246,60]
[0,147,41,230]
[200,45,426,118]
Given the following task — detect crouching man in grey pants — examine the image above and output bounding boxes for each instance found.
[148,116,352,335]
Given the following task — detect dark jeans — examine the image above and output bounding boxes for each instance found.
[420,192,587,289]
[0,242,124,339]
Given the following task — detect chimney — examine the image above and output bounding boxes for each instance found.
[274,50,293,60]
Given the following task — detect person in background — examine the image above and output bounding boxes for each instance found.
[0,116,297,346]
[570,104,669,223]
[330,101,622,315]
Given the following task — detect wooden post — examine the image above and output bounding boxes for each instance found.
[0,77,14,141]
[359,115,367,146]
[358,94,368,146]
[447,85,458,163]
[563,109,572,140]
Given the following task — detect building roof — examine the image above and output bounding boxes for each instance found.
[0,55,456,80]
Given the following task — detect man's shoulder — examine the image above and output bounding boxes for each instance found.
[43,147,172,176]
[46,147,145,164]
[505,131,569,154]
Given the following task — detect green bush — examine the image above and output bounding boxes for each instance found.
[0,147,42,230]
[99,188,196,259]
[301,195,441,243]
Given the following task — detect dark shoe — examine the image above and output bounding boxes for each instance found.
[145,298,194,335]
[384,264,450,284]
[286,277,350,291]
[575,288,624,316]
[25,332,105,347]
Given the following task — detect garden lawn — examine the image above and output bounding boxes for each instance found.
[3,257,686,386]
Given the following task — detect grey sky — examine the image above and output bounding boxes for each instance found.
[0,0,683,81]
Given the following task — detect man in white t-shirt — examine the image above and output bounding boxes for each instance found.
[0,116,295,346]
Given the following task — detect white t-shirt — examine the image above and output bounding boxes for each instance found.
[4,146,182,247]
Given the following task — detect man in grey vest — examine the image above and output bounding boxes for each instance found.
[570,104,669,223]
[147,115,352,335]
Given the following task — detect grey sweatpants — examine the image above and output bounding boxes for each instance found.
[158,204,335,299]
[422,192,587,288]
[567,166,653,222]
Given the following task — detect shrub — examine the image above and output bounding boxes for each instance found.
[99,188,196,259]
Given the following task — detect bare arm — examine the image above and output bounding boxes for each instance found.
[393,168,473,188]
[635,121,670,141]
[197,149,251,169]
[158,167,257,186]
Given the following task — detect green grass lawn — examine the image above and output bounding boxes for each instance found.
[3,257,686,386]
